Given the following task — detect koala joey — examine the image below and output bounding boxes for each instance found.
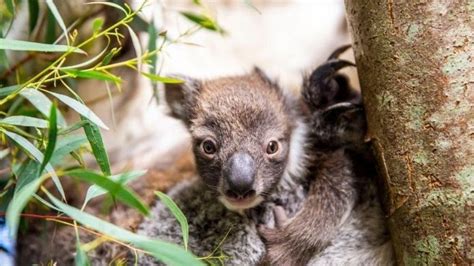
[137,46,393,265]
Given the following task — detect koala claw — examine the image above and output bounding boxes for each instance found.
[257,205,287,243]
[273,205,288,228]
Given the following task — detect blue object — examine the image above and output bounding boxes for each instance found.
[0,218,15,266]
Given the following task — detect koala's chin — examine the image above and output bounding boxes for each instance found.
[218,194,264,212]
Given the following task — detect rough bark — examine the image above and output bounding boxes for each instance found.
[344,1,473,265]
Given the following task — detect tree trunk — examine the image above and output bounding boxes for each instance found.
[344,1,473,265]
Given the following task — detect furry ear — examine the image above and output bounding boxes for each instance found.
[164,76,201,125]
[252,67,279,88]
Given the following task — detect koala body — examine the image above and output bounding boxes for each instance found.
[138,48,394,265]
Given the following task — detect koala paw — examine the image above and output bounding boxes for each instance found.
[257,230,299,266]
[258,206,298,266]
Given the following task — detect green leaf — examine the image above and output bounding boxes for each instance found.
[14,160,40,194]
[3,130,65,199]
[125,25,142,70]
[20,88,67,127]
[6,169,44,238]
[156,191,189,250]
[180,12,225,33]
[62,69,121,83]
[0,85,19,98]
[147,20,159,102]
[62,46,108,70]
[75,240,91,266]
[101,47,120,66]
[64,169,149,215]
[28,0,40,33]
[48,91,108,130]
[45,9,56,44]
[58,120,88,135]
[83,170,147,207]
[81,117,111,175]
[39,104,57,174]
[147,20,157,75]
[141,73,184,84]
[33,194,60,211]
[50,135,87,165]
[45,190,202,266]
[5,0,15,16]
[0,31,8,70]
[0,116,48,128]
[92,18,104,35]
[85,1,127,15]
[45,0,69,44]
[0,38,85,54]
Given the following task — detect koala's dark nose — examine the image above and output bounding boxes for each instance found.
[225,153,256,198]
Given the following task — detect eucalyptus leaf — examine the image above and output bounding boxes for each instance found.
[14,160,40,194]
[5,0,15,16]
[101,47,120,66]
[61,46,108,70]
[0,116,48,128]
[64,169,149,215]
[39,104,58,174]
[83,170,147,207]
[75,240,91,266]
[0,38,84,54]
[0,85,19,98]
[45,190,202,266]
[6,165,45,238]
[45,9,56,44]
[85,1,127,14]
[45,0,69,44]
[48,91,108,130]
[125,25,142,71]
[180,12,225,33]
[156,191,189,250]
[92,18,104,35]
[28,0,40,33]
[81,117,111,175]
[63,69,121,83]
[50,135,87,166]
[3,130,65,199]
[141,73,184,84]
[20,88,67,127]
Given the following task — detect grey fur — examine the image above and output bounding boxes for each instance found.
[137,176,306,265]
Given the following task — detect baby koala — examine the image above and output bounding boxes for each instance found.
[137,47,393,265]
[138,67,308,265]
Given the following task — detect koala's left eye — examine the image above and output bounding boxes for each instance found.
[266,140,279,155]
[202,139,217,155]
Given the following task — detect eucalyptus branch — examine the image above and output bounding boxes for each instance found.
[0,2,146,106]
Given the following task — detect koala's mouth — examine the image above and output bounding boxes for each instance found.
[219,193,264,211]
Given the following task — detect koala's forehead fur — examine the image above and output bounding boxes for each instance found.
[190,74,292,144]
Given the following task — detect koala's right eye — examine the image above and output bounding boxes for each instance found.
[201,139,217,155]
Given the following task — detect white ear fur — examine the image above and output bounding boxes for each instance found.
[282,118,309,186]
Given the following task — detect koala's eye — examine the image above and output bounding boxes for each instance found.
[202,139,217,155]
[266,140,279,155]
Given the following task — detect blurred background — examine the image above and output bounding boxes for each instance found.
[83,0,355,173]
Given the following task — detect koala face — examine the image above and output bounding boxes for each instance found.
[165,69,295,210]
